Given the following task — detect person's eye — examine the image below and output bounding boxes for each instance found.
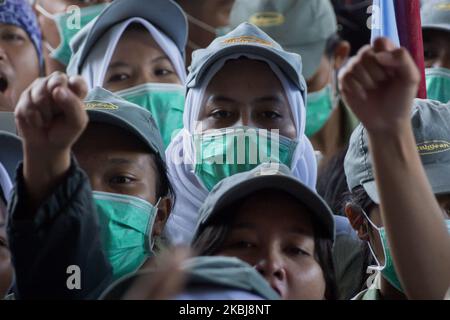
[0,236,8,249]
[154,68,174,77]
[230,240,255,249]
[109,175,135,185]
[286,246,310,257]
[210,109,233,120]
[261,110,282,119]
[2,32,25,42]
[107,73,130,83]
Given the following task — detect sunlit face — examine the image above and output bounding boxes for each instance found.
[103,26,181,92]
[196,59,296,139]
[423,29,450,69]
[216,190,327,300]
[0,24,40,111]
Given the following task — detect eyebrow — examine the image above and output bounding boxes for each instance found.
[207,95,238,105]
[108,56,171,69]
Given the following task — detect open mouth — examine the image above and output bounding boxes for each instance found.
[0,74,8,93]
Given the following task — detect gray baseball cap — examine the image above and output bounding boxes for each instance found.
[99,256,280,300]
[85,87,165,161]
[187,22,307,96]
[421,0,450,32]
[227,0,338,79]
[193,163,335,242]
[68,0,188,75]
[344,99,450,204]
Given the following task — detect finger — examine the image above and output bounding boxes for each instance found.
[52,86,88,132]
[360,50,388,83]
[340,71,368,103]
[15,89,44,132]
[373,37,397,53]
[46,71,69,94]
[30,77,53,125]
[375,48,421,83]
[68,75,88,99]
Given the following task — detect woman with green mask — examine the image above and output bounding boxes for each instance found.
[33,0,112,74]
[341,37,450,300]
[7,72,173,299]
[67,0,188,148]
[164,22,318,245]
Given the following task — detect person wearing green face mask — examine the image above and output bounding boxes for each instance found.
[67,0,188,148]
[341,38,450,300]
[164,22,318,246]
[421,0,450,103]
[8,72,173,299]
[227,0,356,163]
[33,0,112,74]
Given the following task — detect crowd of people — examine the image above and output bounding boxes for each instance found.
[0,0,449,300]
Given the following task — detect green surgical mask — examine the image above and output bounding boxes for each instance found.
[306,85,334,137]
[116,83,185,148]
[365,210,450,293]
[93,191,160,281]
[36,3,108,66]
[193,127,298,191]
[426,68,450,103]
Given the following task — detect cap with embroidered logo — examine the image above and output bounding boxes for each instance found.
[421,0,450,33]
[193,163,335,242]
[85,87,165,161]
[345,99,450,203]
[187,22,306,95]
[227,0,338,79]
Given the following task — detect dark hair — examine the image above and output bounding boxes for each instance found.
[325,33,344,60]
[341,185,376,292]
[317,148,349,216]
[151,152,175,205]
[192,200,338,300]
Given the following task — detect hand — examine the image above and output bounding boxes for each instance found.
[339,37,421,134]
[122,247,191,300]
[15,72,88,209]
[15,72,88,155]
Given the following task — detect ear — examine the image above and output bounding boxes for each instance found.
[152,197,172,238]
[344,203,369,241]
[333,40,351,69]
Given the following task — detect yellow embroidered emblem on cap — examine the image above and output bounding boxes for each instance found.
[249,12,285,27]
[223,35,273,47]
[85,101,119,110]
[417,140,450,155]
[435,3,450,10]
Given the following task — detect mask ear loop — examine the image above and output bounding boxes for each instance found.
[35,3,56,20]
[360,208,389,287]
[149,198,162,251]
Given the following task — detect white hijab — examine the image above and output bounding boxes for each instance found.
[164,54,317,245]
[79,17,186,89]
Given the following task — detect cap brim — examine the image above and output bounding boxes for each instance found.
[362,163,450,205]
[87,110,162,159]
[284,41,327,80]
[0,132,23,181]
[209,174,335,241]
[191,44,306,92]
[422,23,450,33]
[76,0,187,73]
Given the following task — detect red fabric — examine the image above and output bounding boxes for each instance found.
[394,0,427,99]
